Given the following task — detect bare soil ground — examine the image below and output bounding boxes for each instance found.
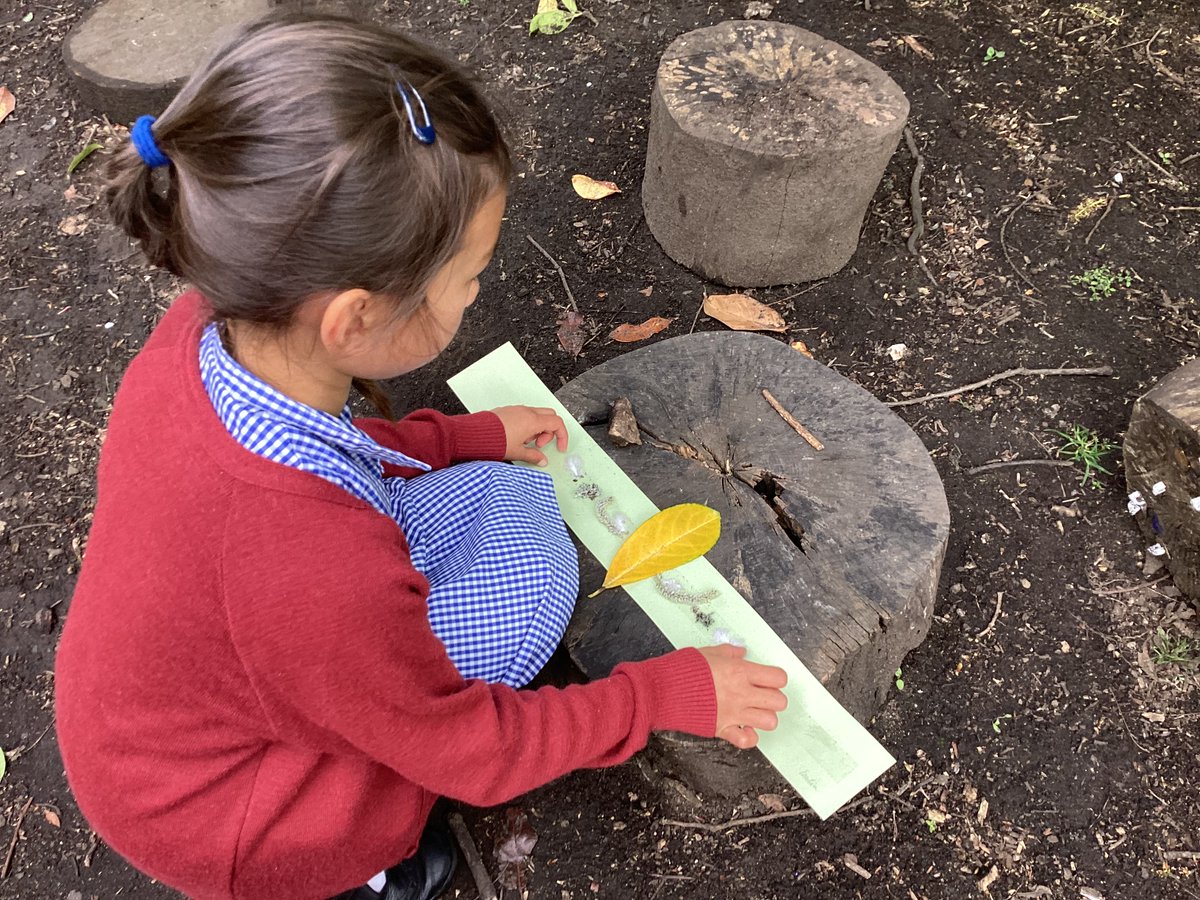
[2,0,1198,898]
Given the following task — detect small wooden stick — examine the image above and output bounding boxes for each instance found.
[975,592,1004,639]
[1,797,34,878]
[525,235,578,312]
[888,366,1113,408]
[447,812,497,900]
[761,389,824,451]
[965,459,1074,476]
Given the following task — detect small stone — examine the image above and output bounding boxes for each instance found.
[67,892,84,900]
[34,607,56,633]
[607,396,642,447]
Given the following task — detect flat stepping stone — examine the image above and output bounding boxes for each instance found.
[65,0,270,122]
[557,333,948,798]
[641,20,909,286]
[1125,359,1200,600]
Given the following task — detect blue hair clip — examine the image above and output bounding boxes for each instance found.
[130,115,170,168]
[396,80,436,145]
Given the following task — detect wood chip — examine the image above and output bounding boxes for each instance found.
[843,853,871,880]
[607,397,642,447]
[977,864,999,892]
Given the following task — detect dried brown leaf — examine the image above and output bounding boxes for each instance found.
[790,340,814,359]
[0,86,14,124]
[638,285,653,297]
[58,214,89,236]
[757,792,787,813]
[703,293,787,332]
[609,316,672,343]
[556,310,588,357]
[43,808,61,827]
[571,174,621,200]
[495,807,537,891]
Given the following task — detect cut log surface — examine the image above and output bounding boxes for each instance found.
[642,21,909,286]
[557,333,948,797]
[64,0,271,122]
[1125,359,1200,601]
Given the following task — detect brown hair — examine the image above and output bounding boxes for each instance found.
[104,11,510,416]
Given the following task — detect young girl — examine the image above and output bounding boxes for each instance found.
[55,13,788,900]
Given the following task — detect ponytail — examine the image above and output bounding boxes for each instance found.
[102,138,180,274]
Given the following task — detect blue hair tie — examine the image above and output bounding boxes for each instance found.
[396,80,435,145]
[131,115,170,168]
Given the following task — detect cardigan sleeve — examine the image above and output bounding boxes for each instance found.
[355,410,506,477]
[221,490,716,806]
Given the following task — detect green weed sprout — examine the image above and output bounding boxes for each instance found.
[1070,265,1131,301]
[529,0,583,35]
[894,668,905,691]
[983,46,1006,64]
[1053,425,1116,488]
[1151,628,1196,666]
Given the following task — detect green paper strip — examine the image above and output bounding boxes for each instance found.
[449,343,894,818]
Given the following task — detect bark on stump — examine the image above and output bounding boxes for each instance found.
[642,21,909,287]
[556,334,949,798]
[1125,359,1200,602]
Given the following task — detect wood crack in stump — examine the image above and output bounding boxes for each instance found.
[637,424,807,554]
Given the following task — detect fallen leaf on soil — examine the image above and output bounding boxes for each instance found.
[757,793,786,813]
[43,808,60,827]
[58,214,89,236]
[609,316,672,343]
[495,807,537,891]
[590,503,720,596]
[556,309,588,357]
[0,86,14,124]
[901,35,934,58]
[790,340,814,358]
[638,285,653,296]
[67,142,103,175]
[572,173,621,200]
[702,293,787,332]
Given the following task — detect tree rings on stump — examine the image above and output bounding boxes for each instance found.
[1125,359,1200,602]
[557,333,948,798]
[642,21,909,286]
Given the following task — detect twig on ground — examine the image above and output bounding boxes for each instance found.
[1,797,34,879]
[1126,140,1185,186]
[761,389,824,450]
[999,193,1039,293]
[1164,851,1200,861]
[1092,574,1170,596]
[659,796,871,832]
[526,235,578,311]
[965,459,1074,476]
[902,126,938,287]
[887,365,1113,407]
[448,813,497,900]
[1086,194,1116,244]
[976,592,1004,639]
[1146,28,1187,86]
[689,296,705,334]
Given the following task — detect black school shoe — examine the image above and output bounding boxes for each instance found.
[333,820,458,900]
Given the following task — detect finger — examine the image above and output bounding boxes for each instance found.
[719,725,758,749]
[544,414,568,451]
[748,663,788,689]
[515,447,549,467]
[534,431,555,448]
[753,687,789,712]
[743,709,779,732]
[706,643,747,659]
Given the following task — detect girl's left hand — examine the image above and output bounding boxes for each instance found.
[492,405,569,466]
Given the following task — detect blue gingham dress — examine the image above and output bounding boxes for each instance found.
[199,324,579,688]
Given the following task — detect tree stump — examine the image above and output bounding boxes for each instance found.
[64,0,270,122]
[641,21,909,287]
[1125,359,1200,602]
[556,334,948,798]
[64,0,366,122]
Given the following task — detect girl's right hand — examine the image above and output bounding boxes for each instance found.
[698,644,789,749]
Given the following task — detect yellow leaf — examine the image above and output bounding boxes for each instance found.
[702,293,787,333]
[591,503,720,596]
[572,173,621,200]
[536,0,557,12]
